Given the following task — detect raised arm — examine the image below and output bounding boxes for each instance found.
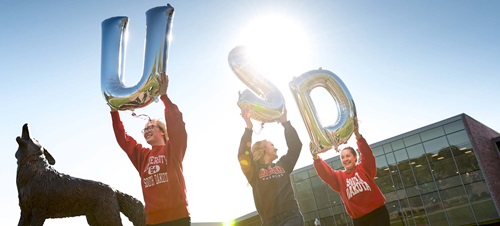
[160,73,187,162]
[238,109,255,183]
[110,111,143,171]
[354,117,377,178]
[357,136,377,178]
[279,110,302,172]
[313,157,342,192]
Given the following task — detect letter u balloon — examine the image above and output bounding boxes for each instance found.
[101,4,174,111]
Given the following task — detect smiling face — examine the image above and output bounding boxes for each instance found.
[252,140,279,164]
[143,120,166,146]
[262,141,278,162]
[340,147,357,172]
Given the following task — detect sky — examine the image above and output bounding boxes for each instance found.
[1,0,499,225]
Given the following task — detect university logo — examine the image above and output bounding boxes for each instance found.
[259,165,286,180]
[346,172,372,199]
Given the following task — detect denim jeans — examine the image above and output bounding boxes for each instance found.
[262,209,304,226]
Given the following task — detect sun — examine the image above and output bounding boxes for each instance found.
[235,13,312,85]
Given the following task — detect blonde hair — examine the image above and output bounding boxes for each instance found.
[251,140,267,163]
[149,119,168,143]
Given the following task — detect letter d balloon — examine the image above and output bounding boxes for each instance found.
[289,68,357,151]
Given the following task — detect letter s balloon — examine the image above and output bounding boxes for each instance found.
[289,68,357,151]
[228,46,285,123]
[101,4,174,111]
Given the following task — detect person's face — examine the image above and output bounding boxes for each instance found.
[340,148,357,171]
[142,121,165,146]
[263,141,278,161]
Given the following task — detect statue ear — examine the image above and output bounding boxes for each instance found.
[44,148,56,165]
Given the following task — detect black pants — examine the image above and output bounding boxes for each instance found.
[352,205,390,226]
[147,217,191,226]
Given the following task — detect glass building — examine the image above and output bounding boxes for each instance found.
[290,113,500,226]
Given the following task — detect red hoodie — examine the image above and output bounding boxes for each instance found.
[313,137,385,219]
[111,94,189,224]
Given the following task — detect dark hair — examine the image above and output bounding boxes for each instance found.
[341,146,357,157]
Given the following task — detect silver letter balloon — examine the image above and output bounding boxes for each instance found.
[101,4,174,111]
[289,68,357,151]
[228,46,286,123]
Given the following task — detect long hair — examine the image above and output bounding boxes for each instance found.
[251,140,267,163]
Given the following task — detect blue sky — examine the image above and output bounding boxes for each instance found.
[1,1,499,225]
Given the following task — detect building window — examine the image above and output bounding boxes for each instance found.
[443,120,465,134]
[404,134,422,147]
[421,126,445,142]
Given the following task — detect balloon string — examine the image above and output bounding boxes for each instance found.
[255,122,265,135]
[131,111,152,122]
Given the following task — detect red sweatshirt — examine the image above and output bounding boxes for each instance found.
[111,94,189,224]
[313,137,385,219]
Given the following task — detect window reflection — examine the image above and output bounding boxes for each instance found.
[376,175,395,193]
[401,169,416,188]
[444,120,465,134]
[404,134,422,147]
[441,186,469,208]
[424,136,449,154]
[376,156,389,178]
[394,149,409,164]
[391,139,405,151]
[383,143,393,153]
[408,196,428,225]
[328,187,341,206]
[466,181,490,202]
[421,126,445,142]
[372,146,384,157]
[386,200,402,225]
[447,130,469,147]
[311,176,330,209]
[386,153,397,169]
[471,198,498,224]
[406,144,425,159]
[461,170,483,184]
[293,171,309,182]
[431,157,459,181]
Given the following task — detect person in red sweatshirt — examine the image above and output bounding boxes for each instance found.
[312,118,389,226]
[238,109,304,226]
[110,74,190,226]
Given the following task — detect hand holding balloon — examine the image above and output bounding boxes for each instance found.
[229,46,286,123]
[158,73,169,96]
[309,142,332,159]
[278,108,288,124]
[353,116,362,140]
[109,104,118,112]
[241,109,253,130]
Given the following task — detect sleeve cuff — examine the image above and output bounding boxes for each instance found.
[281,120,291,127]
[245,128,253,134]
[160,94,172,105]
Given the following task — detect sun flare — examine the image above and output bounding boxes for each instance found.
[236,14,312,85]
